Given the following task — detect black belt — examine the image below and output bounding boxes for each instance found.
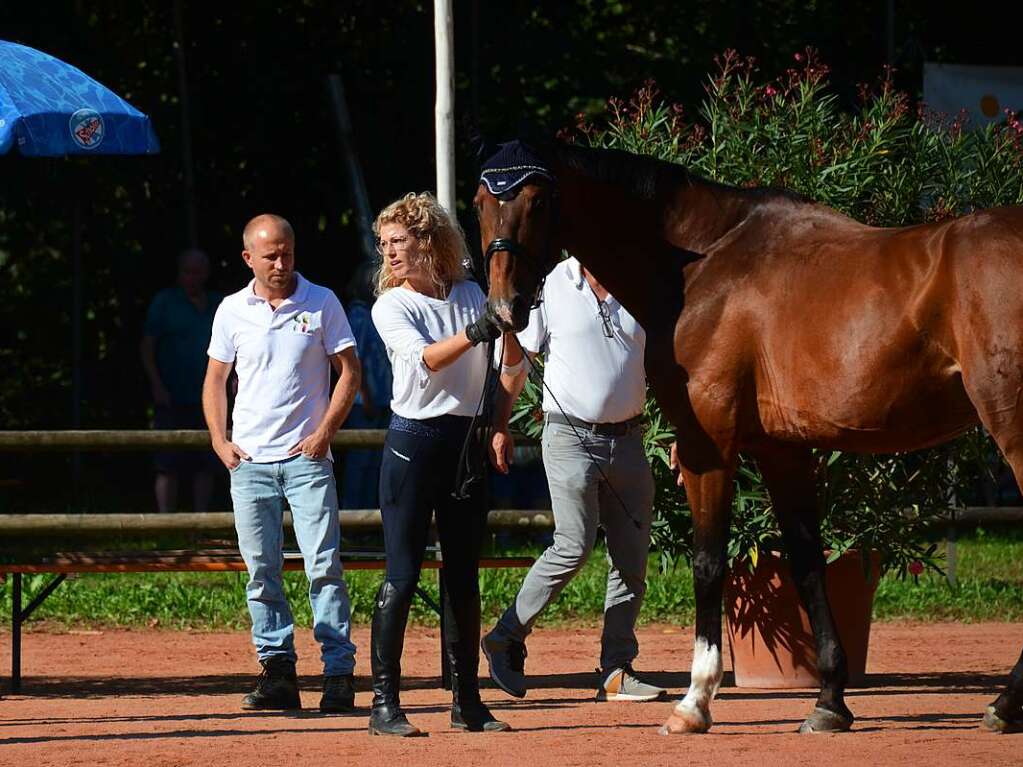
[545,412,643,437]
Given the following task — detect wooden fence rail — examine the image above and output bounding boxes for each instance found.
[0,510,555,534]
[0,429,386,450]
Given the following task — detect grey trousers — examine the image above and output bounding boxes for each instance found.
[496,418,655,670]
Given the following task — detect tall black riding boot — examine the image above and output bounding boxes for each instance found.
[444,579,511,732]
[368,581,422,737]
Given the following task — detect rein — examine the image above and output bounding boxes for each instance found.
[513,334,643,531]
[484,238,549,310]
[451,335,499,501]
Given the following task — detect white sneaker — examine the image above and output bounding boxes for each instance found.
[595,664,666,702]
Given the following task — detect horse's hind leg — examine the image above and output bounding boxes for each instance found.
[754,446,854,733]
[974,432,1023,731]
[985,649,1023,732]
[960,378,1023,730]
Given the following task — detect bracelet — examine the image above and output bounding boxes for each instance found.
[500,358,525,376]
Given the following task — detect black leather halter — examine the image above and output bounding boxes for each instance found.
[483,191,560,310]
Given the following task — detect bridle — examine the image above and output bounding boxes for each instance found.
[482,185,561,311]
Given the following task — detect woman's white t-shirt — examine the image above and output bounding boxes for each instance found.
[371,280,490,419]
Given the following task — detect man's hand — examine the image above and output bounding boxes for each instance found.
[490,428,515,474]
[289,428,332,459]
[213,437,250,470]
[670,441,685,487]
[151,381,172,407]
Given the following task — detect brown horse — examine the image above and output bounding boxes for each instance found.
[475,141,1023,734]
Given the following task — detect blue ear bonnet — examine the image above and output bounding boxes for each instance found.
[479,140,554,196]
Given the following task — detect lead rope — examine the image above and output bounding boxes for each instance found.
[512,333,643,530]
[451,334,500,501]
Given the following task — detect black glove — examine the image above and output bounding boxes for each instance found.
[465,307,503,346]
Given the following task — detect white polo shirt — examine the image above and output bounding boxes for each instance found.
[208,273,356,462]
[518,257,646,424]
[372,280,489,419]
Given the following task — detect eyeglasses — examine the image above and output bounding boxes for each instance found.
[596,301,614,339]
[375,234,413,255]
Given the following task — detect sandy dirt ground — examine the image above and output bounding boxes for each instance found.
[1,622,1021,766]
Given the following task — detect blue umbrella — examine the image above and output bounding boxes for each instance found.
[1,39,161,442]
[0,39,159,156]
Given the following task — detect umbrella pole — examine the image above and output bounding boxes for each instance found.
[71,199,82,496]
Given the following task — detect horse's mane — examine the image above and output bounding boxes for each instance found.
[548,142,808,207]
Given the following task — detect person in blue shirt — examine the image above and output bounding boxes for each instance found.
[140,248,223,512]
[340,263,392,510]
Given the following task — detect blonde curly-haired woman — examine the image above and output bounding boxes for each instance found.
[368,192,510,736]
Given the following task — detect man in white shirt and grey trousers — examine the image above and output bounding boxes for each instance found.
[203,213,361,713]
[484,255,666,703]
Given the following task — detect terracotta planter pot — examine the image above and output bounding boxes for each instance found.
[724,549,881,688]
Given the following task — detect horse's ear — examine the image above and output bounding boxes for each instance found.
[513,119,546,145]
[463,116,497,167]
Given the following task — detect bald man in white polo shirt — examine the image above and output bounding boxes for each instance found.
[483,256,665,703]
[203,214,361,713]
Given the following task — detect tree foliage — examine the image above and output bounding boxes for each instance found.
[2,2,1020,511]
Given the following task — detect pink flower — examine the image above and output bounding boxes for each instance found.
[908,560,924,576]
[794,52,803,62]
[765,85,777,98]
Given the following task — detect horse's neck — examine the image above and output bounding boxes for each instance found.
[556,172,754,331]
[666,180,759,253]
[557,178,669,329]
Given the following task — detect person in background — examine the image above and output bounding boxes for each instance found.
[141,248,222,512]
[203,214,361,713]
[367,192,511,737]
[340,262,392,510]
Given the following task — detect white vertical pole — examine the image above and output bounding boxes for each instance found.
[434,0,455,213]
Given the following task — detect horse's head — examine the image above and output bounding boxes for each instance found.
[473,140,560,332]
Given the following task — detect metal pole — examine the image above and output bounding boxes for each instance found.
[12,573,22,693]
[71,203,82,429]
[326,73,377,264]
[172,0,199,248]
[434,0,456,213]
[439,568,451,690]
[71,201,82,492]
[470,0,479,131]
[946,508,958,588]
[947,451,958,587]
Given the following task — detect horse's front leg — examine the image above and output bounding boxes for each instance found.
[660,460,735,735]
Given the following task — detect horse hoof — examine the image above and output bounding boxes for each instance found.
[798,706,853,734]
[658,703,711,735]
[982,705,1023,734]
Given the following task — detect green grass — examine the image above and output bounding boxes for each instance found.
[1,531,1020,630]
[873,528,1023,621]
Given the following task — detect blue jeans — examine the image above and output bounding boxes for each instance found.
[230,455,356,675]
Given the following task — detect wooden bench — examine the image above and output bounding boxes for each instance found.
[1,549,534,694]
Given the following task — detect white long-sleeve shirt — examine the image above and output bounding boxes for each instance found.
[371,280,489,419]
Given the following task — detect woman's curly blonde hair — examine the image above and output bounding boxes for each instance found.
[373,192,468,297]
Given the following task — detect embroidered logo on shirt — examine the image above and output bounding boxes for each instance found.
[389,447,412,462]
[292,312,314,334]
